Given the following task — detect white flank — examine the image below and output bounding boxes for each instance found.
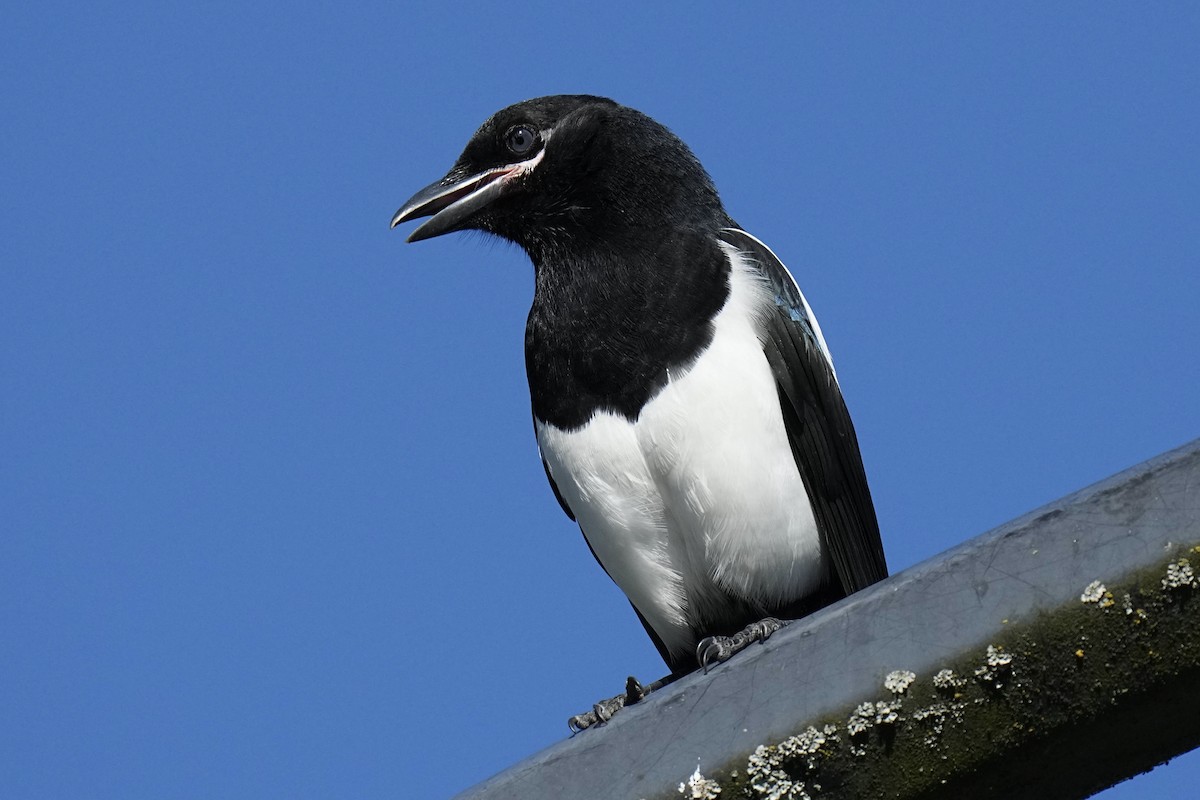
[536,247,825,659]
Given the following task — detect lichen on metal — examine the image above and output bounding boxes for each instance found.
[666,543,1200,799]
[678,766,722,799]
[1162,558,1196,590]
[931,669,964,691]
[453,440,1200,800]
[884,670,917,695]
[1080,580,1107,603]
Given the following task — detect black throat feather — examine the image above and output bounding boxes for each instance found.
[524,227,731,431]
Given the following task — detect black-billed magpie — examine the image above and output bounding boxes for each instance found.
[392,95,887,726]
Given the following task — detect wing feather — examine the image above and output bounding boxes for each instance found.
[719,228,887,592]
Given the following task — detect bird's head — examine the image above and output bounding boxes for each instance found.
[391,95,728,256]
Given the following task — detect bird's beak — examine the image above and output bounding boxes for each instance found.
[390,165,519,242]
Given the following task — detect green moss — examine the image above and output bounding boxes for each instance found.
[664,544,1200,800]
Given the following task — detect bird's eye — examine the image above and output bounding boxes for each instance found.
[504,125,538,157]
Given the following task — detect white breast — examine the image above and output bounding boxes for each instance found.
[535,247,825,659]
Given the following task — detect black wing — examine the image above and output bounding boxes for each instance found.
[719,228,887,593]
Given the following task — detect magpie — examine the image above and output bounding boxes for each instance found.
[391,95,887,728]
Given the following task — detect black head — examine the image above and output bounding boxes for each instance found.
[391,95,731,257]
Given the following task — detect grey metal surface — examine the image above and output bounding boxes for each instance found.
[455,439,1200,800]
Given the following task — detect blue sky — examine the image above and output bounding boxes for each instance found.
[3,3,1198,798]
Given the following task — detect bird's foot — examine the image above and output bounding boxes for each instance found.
[567,675,668,732]
[697,617,787,673]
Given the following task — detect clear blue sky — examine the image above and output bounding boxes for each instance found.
[3,3,1198,798]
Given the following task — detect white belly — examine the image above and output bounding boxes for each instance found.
[535,256,824,659]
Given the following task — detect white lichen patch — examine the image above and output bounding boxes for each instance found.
[876,700,901,725]
[974,644,1014,688]
[911,701,962,747]
[933,669,966,690]
[747,745,810,800]
[847,700,902,737]
[744,724,836,799]
[1162,558,1197,590]
[778,726,827,768]
[986,645,1012,668]
[847,703,875,736]
[884,669,917,695]
[678,766,721,799]
[911,703,948,723]
[1080,580,1106,603]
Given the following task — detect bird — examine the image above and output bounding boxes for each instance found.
[391,95,887,728]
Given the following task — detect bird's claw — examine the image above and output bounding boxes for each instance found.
[568,694,626,733]
[696,636,730,672]
[623,675,647,704]
[567,616,788,730]
[697,617,787,673]
[567,676,654,732]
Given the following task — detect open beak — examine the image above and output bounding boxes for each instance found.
[390,165,519,242]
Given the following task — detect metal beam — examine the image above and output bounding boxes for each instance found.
[455,440,1200,800]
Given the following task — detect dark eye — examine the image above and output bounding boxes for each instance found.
[504,125,538,157]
